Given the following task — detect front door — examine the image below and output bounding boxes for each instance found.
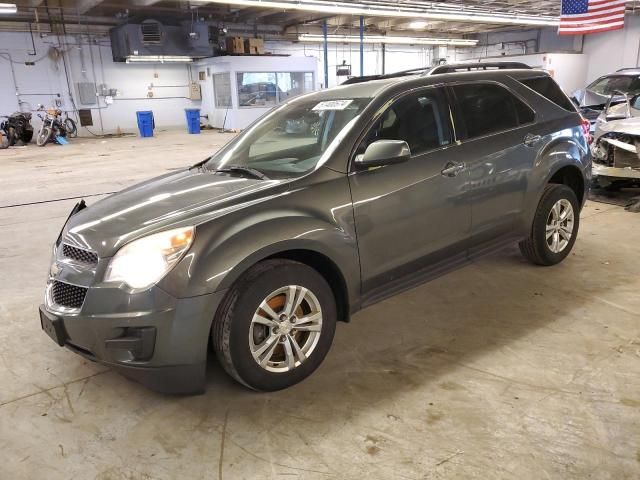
[348,87,471,298]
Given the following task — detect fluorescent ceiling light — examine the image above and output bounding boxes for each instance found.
[0,3,17,14]
[126,55,193,63]
[298,34,478,46]
[192,0,560,27]
[408,21,428,29]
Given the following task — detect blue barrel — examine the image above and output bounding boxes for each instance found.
[136,111,154,137]
[185,108,201,134]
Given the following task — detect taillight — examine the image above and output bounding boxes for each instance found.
[580,116,592,144]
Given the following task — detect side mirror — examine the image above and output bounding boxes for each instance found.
[630,94,640,110]
[355,140,411,168]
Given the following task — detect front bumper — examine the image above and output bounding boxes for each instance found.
[593,162,640,180]
[40,288,226,394]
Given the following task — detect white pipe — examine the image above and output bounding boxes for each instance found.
[299,33,478,46]
[191,0,560,26]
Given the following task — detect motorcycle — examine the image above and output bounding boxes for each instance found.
[35,105,77,147]
[0,111,34,147]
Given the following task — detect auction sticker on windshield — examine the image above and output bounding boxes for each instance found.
[312,100,353,111]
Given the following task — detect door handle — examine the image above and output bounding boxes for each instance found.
[523,133,542,147]
[441,162,465,177]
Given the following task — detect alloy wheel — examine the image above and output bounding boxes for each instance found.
[249,285,323,373]
[546,198,574,253]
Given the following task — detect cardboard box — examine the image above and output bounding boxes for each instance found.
[244,38,264,55]
[226,36,245,54]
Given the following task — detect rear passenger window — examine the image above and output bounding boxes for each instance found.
[520,76,576,111]
[358,87,452,156]
[452,83,535,139]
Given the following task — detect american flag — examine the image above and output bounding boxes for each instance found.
[558,0,626,35]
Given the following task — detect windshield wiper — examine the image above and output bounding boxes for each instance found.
[212,165,269,180]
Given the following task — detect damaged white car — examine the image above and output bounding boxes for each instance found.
[592,93,640,188]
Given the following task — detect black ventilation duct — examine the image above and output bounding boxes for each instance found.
[110,20,223,62]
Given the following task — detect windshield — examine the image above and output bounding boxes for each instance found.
[205,97,371,179]
[588,75,640,96]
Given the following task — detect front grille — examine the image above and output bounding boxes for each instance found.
[51,281,87,309]
[62,244,98,265]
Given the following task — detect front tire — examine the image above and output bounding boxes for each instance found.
[212,259,337,391]
[519,184,580,266]
[36,126,52,146]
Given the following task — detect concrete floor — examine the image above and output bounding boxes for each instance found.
[1,130,639,480]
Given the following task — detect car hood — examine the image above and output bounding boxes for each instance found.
[62,168,286,257]
[594,114,640,141]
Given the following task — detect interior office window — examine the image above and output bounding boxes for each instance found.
[452,83,535,139]
[276,72,314,102]
[237,72,279,107]
[213,73,232,108]
[358,88,452,156]
[237,72,315,107]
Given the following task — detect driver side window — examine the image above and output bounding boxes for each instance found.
[358,87,452,157]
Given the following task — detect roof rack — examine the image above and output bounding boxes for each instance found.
[615,67,640,73]
[339,61,532,86]
[340,67,431,85]
[428,62,532,74]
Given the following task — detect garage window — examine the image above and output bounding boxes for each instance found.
[452,83,535,139]
[237,72,314,107]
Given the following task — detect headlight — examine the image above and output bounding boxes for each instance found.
[104,226,194,290]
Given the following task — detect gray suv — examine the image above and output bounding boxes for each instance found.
[40,67,591,393]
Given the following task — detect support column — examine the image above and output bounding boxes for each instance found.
[323,20,329,88]
[359,16,364,77]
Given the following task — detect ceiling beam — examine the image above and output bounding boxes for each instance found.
[131,0,162,6]
[66,0,105,15]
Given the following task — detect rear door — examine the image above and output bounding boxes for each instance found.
[348,86,471,298]
[448,81,538,247]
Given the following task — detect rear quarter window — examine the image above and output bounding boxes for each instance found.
[451,82,535,139]
[519,76,576,112]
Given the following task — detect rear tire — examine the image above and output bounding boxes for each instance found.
[64,118,77,138]
[212,259,337,391]
[519,184,580,266]
[23,126,34,143]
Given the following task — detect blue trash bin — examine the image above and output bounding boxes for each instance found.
[185,108,201,134]
[136,111,154,138]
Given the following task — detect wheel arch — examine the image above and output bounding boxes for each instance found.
[547,164,586,206]
[214,242,353,324]
[263,248,351,323]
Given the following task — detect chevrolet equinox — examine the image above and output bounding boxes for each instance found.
[40,66,591,393]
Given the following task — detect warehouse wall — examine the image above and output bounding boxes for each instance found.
[0,31,200,136]
[454,20,640,94]
[0,30,436,134]
[582,15,640,83]
[265,40,434,88]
